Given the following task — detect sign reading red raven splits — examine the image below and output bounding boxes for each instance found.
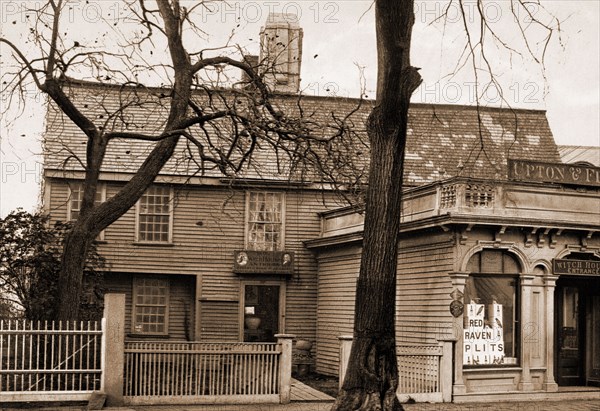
[233,250,294,275]
[553,259,600,276]
[508,159,600,187]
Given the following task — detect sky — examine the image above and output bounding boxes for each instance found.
[0,0,599,217]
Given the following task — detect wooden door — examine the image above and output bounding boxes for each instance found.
[556,286,584,386]
[587,295,600,385]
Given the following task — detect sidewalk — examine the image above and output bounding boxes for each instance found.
[104,398,600,411]
[3,399,600,411]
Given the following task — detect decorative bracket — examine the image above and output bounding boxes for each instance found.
[460,224,474,245]
[494,226,507,247]
[538,227,551,248]
[581,231,594,250]
[550,229,563,249]
[525,227,539,248]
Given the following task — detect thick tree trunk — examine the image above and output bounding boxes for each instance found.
[331,1,421,410]
[57,223,92,320]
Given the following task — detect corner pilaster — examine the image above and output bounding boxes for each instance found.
[448,271,469,395]
[543,274,559,392]
[518,274,535,391]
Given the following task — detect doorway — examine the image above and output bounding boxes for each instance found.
[555,277,600,387]
[241,282,285,342]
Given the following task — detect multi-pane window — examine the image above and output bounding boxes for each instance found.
[69,182,105,240]
[69,183,104,221]
[133,277,169,335]
[247,192,284,251]
[137,186,172,243]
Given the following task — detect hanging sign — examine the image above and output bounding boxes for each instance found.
[233,250,294,275]
[553,259,600,276]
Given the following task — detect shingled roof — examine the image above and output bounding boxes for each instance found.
[43,81,560,186]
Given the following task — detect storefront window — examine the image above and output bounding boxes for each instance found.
[463,250,520,367]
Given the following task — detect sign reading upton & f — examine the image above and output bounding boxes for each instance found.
[508,159,600,187]
[553,259,600,276]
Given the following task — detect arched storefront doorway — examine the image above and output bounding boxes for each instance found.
[555,252,600,387]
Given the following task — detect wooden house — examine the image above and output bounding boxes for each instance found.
[41,13,600,403]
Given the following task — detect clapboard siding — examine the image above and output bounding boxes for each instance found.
[315,232,455,376]
[47,178,340,344]
[104,272,195,341]
[315,245,362,376]
[396,234,454,345]
[199,300,240,342]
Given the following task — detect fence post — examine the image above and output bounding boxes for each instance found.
[338,335,353,389]
[102,293,126,406]
[437,338,455,402]
[275,334,295,404]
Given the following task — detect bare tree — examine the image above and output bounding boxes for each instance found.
[332,0,559,409]
[1,0,363,320]
[1,0,560,406]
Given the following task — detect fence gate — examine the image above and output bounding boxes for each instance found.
[397,343,453,403]
[0,320,103,403]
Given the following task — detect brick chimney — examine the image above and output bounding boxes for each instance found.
[259,13,303,93]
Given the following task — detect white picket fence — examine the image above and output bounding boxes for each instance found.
[123,341,282,405]
[0,297,295,406]
[0,319,103,402]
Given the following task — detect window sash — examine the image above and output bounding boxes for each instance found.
[246,192,284,251]
[68,183,105,221]
[68,183,105,240]
[133,277,169,335]
[137,186,173,243]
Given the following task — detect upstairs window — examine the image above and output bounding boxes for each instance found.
[246,192,284,251]
[68,182,105,221]
[68,182,106,240]
[136,186,173,243]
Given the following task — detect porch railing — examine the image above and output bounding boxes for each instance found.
[123,341,284,405]
[0,319,103,402]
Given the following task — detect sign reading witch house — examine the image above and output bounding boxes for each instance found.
[463,302,505,365]
[553,259,600,276]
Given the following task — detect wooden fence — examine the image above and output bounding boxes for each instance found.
[0,296,294,406]
[0,319,103,403]
[123,341,284,405]
[397,344,443,402]
[339,336,454,403]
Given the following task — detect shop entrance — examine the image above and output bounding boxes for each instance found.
[555,277,600,387]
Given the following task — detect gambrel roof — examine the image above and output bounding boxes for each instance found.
[43,81,560,186]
